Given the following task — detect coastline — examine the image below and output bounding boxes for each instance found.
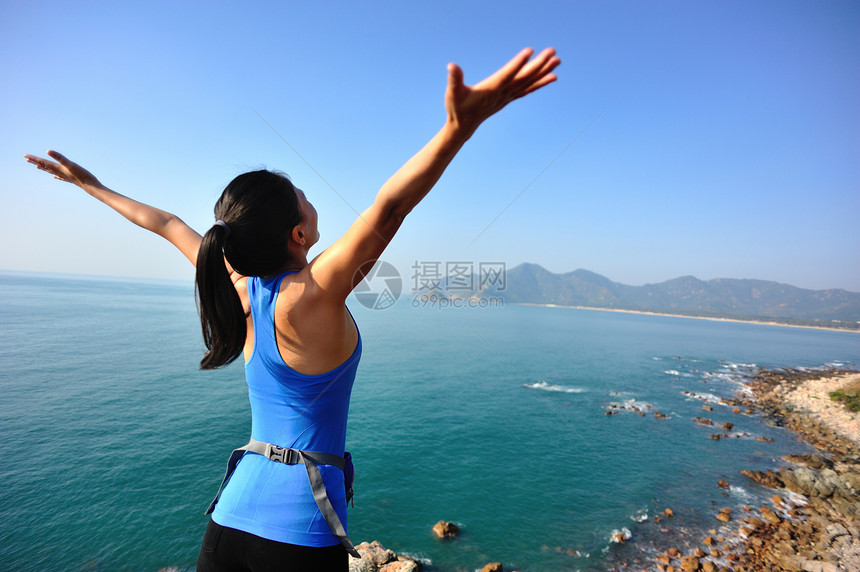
[515,303,860,333]
[645,368,860,572]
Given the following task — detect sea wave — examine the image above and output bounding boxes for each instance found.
[609,527,632,543]
[606,398,653,414]
[728,485,754,501]
[682,391,723,404]
[523,381,586,393]
[630,510,649,523]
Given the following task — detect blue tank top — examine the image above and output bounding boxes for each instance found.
[211,272,361,546]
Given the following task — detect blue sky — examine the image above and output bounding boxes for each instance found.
[2,1,858,291]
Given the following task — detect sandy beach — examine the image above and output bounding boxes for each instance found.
[784,373,860,447]
[518,303,860,333]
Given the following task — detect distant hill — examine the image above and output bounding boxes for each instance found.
[491,264,860,328]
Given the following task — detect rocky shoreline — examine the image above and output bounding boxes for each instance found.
[645,368,860,572]
[349,368,859,572]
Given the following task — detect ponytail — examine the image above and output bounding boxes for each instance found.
[194,169,301,370]
[195,223,246,369]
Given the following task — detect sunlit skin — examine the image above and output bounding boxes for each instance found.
[25,48,560,375]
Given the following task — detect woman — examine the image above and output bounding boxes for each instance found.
[25,47,560,571]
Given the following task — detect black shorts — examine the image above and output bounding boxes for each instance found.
[196,519,348,572]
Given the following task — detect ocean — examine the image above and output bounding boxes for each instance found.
[1,271,858,571]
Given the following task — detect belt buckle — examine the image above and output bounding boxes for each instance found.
[267,444,298,464]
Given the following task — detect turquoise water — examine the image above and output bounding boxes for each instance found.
[1,272,858,571]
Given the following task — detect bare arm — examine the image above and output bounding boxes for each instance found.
[24,150,203,266]
[309,47,561,299]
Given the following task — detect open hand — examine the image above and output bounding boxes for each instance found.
[445,48,560,134]
[24,150,103,189]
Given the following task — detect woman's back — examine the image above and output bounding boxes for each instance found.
[213,271,361,547]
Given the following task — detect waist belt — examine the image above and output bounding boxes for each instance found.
[205,438,359,558]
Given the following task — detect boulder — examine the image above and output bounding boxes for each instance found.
[481,563,503,572]
[350,541,397,571]
[740,469,783,488]
[779,468,839,498]
[760,506,781,524]
[432,521,460,538]
[379,562,419,572]
[680,555,699,571]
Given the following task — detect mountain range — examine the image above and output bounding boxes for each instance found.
[479,263,860,328]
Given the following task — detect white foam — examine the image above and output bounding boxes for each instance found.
[606,398,653,413]
[664,369,681,376]
[609,527,632,542]
[729,485,754,500]
[523,381,586,393]
[630,510,649,523]
[683,391,722,404]
[785,491,808,506]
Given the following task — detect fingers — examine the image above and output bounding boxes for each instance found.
[516,73,558,99]
[24,152,70,182]
[24,153,54,171]
[515,49,560,88]
[492,47,535,86]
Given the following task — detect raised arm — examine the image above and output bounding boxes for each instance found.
[309,47,560,299]
[24,150,203,266]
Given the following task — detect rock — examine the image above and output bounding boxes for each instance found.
[782,453,833,470]
[732,407,741,413]
[693,547,706,557]
[680,555,699,571]
[722,422,734,431]
[664,508,675,518]
[780,468,839,498]
[702,561,717,572]
[666,547,681,557]
[432,521,460,538]
[717,480,730,489]
[693,416,715,426]
[740,469,783,488]
[481,563,503,572]
[351,541,397,570]
[703,404,714,411]
[760,505,782,524]
[379,562,419,572]
[716,512,731,522]
[655,412,669,419]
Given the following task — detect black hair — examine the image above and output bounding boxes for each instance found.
[195,170,302,369]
